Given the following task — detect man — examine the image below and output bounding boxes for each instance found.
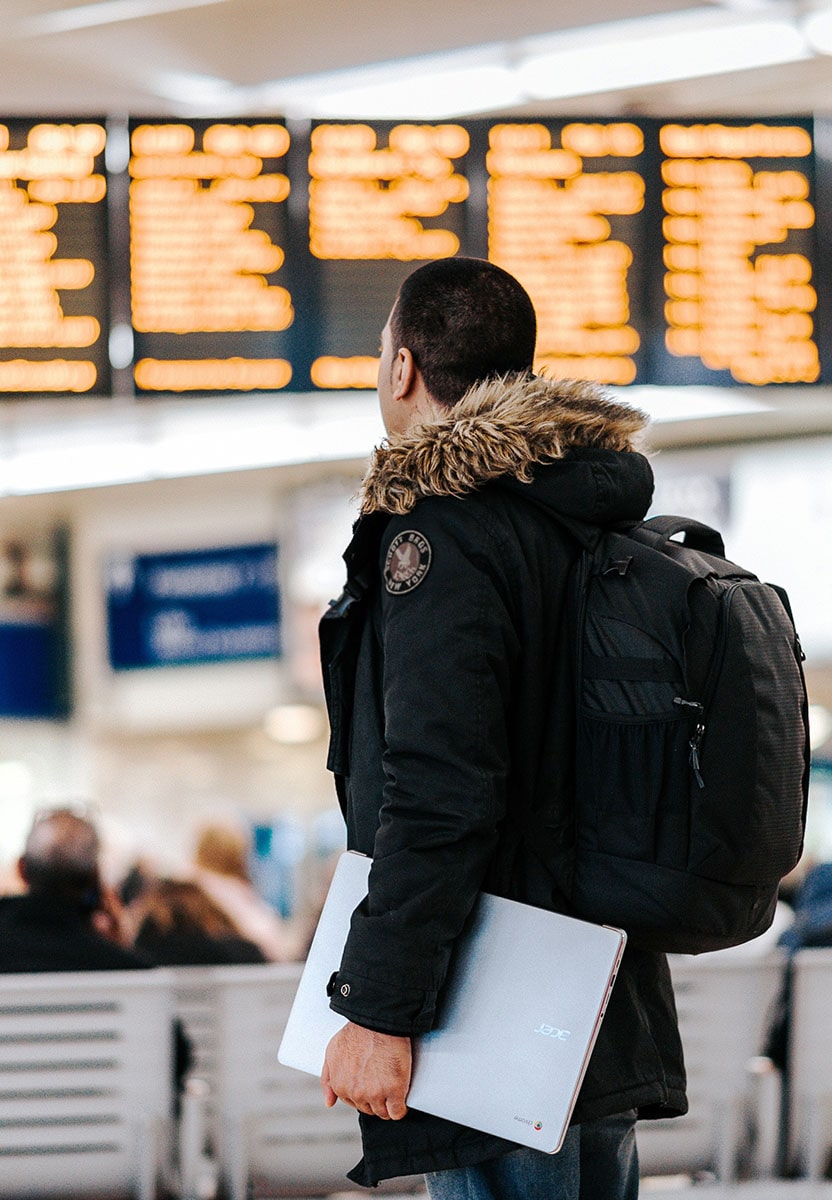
[1,806,193,1108]
[0,807,148,972]
[319,258,686,1198]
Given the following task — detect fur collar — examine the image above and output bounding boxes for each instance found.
[360,374,648,515]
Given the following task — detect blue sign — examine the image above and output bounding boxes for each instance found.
[0,621,65,718]
[106,543,281,670]
[0,532,70,719]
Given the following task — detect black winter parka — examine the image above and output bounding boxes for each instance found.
[319,376,687,1186]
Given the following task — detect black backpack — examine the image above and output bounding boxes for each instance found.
[568,515,810,954]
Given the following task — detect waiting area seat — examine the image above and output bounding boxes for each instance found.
[788,948,832,1180]
[210,963,365,1200]
[0,969,175,1200]
[637,953,784,1184]
[7,949,832,1199]
[169,962,425,1200]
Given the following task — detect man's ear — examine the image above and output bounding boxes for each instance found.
[17,856,29,886]
[391,346,418,400]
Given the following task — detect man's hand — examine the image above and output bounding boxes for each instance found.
[89,884,130,946]
[321,1021,411,1120]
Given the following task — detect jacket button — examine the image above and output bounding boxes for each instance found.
[340,983,351,997]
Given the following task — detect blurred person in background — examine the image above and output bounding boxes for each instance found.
[131,878,267,966]
[0,807,149,972]
[0,807,194,1098]
[118,855,159,907]
[192,820,300,960]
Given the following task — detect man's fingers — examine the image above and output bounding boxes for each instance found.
[385,1095,408,1121]
[326,1095,408,1120]
[320,1063,337,1109]
[323,1082,408,1121]
[322,1023,412,1120]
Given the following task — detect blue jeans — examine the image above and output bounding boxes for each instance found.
[424,1111,639,1200]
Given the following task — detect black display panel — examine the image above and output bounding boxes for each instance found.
[0,119,110,396]
[484,119,650,386]
[128,119,297,394]
[303,120,476,391]
[1,113,831,396]
[646,119,822,386]
[297,117,829,390]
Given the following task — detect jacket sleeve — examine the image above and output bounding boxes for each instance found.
[329,500,521,1036]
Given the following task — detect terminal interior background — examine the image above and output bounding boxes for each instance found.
[2,0,832,921]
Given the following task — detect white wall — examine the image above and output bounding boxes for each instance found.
[651,435,832,665]
[0,459,364,878]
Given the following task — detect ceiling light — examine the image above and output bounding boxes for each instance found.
[307,65,524,121]
[619,387,773,424]
[149,71,239,109]
[3,437,150,493]
[264,704,326,745]
[803,6,832,53]
[221,5,812,121]
[518,12,809,99]
[0,394,383,497]
[109,323,135,372]
[14,0,230,37]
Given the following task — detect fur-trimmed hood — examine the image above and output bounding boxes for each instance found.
[359,374,650,517]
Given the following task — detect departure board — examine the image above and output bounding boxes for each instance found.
[487,121,648,386]
[0,113,830,397]
[306,121,473,390]
[129,119,295,393]
[652,120,820,386]
[0,120,110,395]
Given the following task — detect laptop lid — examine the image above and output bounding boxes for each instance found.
[278,850,626,1154]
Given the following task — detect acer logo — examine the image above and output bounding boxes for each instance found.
[534,1023,571,1040]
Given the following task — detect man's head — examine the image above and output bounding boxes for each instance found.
[19,808,101,905]
[378,257,536,433]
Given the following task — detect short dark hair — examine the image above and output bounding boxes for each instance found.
[21,808,100,901]
[390,257,536,408]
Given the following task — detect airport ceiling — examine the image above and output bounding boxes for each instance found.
[2,0,832,119]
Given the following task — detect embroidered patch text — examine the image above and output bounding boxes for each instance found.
[384,530,432,594]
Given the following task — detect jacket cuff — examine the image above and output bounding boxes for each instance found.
[326,968,437,1036]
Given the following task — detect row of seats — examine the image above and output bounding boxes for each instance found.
[639,949,832,1186]
[0,969,178,1200]
[2,952,831,1199]
[0,963,420,1200]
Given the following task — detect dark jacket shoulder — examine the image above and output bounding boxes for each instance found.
[0,894,151,973]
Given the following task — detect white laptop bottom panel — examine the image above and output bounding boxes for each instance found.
[279,851,625,1155]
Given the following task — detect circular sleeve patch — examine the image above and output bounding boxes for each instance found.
[384,530,432,594]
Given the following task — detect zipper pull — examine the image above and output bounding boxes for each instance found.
[795,632,806,663]
[689,724,705,790]
[674,698,706,789]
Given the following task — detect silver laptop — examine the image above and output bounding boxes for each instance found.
[278,851,625,1154]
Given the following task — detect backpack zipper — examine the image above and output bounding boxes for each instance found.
[672,580,740,791]
[702,581,740,706]
[672,697,705,788]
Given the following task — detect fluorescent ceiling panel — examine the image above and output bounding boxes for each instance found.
[803,5,832,53]
[518,12,809,100]
[14,0,231,36]
[156,5,816,118]
[0,388,779,496]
